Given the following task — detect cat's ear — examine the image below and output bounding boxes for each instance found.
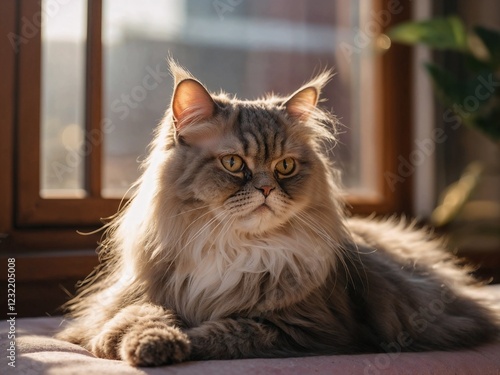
[284,70,333,120]
[171,78,216,130]
[284,87,319,120]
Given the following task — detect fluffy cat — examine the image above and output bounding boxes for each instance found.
[57,61,499,366]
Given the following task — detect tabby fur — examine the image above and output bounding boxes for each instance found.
[57,61,499,366]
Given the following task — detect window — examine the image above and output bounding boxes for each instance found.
[15,0,411,232]
[100,0,379,196]
[1,0,413,315]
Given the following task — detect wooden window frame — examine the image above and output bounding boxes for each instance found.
[17,0,120,228]
[14,0,413,227]
[0,0,413,315]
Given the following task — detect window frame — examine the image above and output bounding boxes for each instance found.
[1,0,414,309]
[16,0,121,228]
[0,0,414,316]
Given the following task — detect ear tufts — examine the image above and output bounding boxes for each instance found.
[168,58,193,85]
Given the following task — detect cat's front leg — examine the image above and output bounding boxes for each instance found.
[187,318,290,360]
[90,303,191,366]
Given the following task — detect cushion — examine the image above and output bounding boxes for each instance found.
[1,286,499,375]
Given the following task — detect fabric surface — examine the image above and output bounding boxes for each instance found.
[2,286,500,375]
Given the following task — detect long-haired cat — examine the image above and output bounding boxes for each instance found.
[57,61,499,366]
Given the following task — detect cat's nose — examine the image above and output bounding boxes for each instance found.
[256,185,275,197]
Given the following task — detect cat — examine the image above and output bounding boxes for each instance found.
[57,60,499,367]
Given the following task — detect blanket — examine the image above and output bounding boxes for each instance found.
[2,287,500,375]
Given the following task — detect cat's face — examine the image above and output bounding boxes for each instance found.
[164,65,333,236]
[182,105,320,235]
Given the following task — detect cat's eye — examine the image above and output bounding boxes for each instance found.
[221,155,244,173]
[275,157,296,176]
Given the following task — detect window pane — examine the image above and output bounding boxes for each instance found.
[41,0,87,198]
[102,0,378,197]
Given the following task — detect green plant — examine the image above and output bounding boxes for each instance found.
[388,16,500,141]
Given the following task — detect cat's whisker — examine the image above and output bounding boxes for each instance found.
[179,211,228,254]
[170,205,225,250]
[293,213,336,246]
[289,217,344,291]
[294,213,356,288]
[214,215,236,262]
[150,206,226,271]
[296,205,367,288]
[211,213,233,251]
[200,213,236,274]
[167,203,214,219]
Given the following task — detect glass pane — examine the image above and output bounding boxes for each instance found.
[102,0,377,197]
[41,0,87,198]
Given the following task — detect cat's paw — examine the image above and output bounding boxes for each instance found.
[120,325,191,367]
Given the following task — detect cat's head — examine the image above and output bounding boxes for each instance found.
[155,62,340,236]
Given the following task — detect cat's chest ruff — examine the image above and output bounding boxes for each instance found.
[168,232,334,326]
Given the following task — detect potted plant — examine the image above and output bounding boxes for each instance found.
[388,16,500,228]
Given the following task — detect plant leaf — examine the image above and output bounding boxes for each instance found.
[431,162,484,227]
[388,16,468,51]
[473,26,500,67]
[424,63,468,105]
[474,106,500,141]
[464,54,493,73]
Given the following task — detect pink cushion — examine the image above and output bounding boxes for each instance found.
[2,286,499,375]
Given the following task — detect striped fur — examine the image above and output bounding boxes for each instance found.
[57,61,499,367]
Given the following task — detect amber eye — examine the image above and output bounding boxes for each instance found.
[221,155,244,173]
[275,157,296,176]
